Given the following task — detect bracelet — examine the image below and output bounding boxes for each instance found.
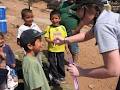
[64,38,69,43]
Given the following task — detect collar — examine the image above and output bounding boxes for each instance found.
[50,24,61,27]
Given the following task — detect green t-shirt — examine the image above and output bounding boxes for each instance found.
[22,55,50,90]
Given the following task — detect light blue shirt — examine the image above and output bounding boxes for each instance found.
[94,10,120,53]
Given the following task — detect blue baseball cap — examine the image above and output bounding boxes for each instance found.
[20,29,43,47]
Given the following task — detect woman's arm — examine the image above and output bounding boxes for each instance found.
[54,30,94,45]
[68,49,120,79]
[65,29,94,43]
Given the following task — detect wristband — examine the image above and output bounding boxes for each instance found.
[64,38,69,43]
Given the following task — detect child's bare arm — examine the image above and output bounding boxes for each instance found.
[0,52,6,69]
[17,38,20,45]
[45,37,53,43]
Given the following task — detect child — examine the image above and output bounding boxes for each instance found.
[17,8,42,45]
[19,29,50,90]
[0,32,18,90]
[0,51,8,90]
[0,47,18,90]
[0,32,16,68]
[44,10,67,85]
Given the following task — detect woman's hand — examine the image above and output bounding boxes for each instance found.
[54,37,65,45]
[67,64,80,77]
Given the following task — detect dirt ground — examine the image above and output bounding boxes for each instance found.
[0,0,119,90]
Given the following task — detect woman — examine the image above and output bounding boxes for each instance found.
[55,0,120,89]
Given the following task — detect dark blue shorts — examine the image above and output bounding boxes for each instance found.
[0,69,8,85]
[67,31,80,55]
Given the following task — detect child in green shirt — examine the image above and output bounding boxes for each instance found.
[19,29,50,90]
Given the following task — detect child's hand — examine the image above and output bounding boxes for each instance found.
[50,40,55,46]
[11,64,16,68]
[0,52,6,60]
[0,60,6,69]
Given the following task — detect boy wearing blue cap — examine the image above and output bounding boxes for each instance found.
[19,29,50,90]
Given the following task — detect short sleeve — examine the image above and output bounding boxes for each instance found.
[17,25,26,39]
[44,26,50,38]
[94,24,118,53]
[62,26,67,37]
[17,27,22,39]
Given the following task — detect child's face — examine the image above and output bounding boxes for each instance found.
[0,36,4,47]
[23,12,33,26]
[50,14,61,26]
[32,38,43,54]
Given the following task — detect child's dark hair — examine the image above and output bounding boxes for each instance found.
[50,9,61,19]
[0,32,4,38]
[21,8,32,19]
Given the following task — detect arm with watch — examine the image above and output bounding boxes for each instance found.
[54,24,94,45]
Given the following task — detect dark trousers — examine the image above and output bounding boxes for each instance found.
[0,69,8,90]
[48,51,65,80]
[116,77,120,90]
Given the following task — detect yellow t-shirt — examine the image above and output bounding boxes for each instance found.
[44,25,67,52]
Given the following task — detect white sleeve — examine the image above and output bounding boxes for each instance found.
[17,24,42,38]
[17,25,28,38]
[17,28,22,39]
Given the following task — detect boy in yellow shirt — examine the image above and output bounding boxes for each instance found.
[44,10,67,85]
